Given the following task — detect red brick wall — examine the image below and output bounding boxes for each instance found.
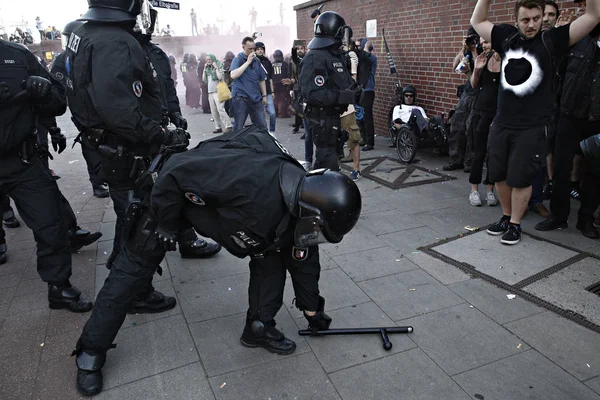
[294,0,572,137]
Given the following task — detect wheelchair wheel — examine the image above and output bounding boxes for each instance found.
[387,106,397,146]
[395,125,418,164]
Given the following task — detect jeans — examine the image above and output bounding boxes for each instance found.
[266,94,276,132]
[232,96,267,131]
[303,118,313,163]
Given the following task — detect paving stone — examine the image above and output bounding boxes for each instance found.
[434,231,578,285]
[0,308,49,335]
[402,303,528,375]
[14,277,49,297]
[404,252,470,285]
[102,314,199,390]
[33,355,87,400]
[359,195,398,215]
[46,306,93,337]
[177,274,249,323]
[0,261,26,277]
[586,376,600,395]
[454,350,600,400]
[0,285,16,306]
[100,221,116,242]
[190,310,309,377]
[95,240,113,266]
[505,311,600,380]
[523,258,600,326]
[530,224,599,251]
[0,272,21,289]
[97,362,214,400]
[358,269,465,321]
[320,225,388,257]
[449,278,544,325]
[41,328,81,362]
[103,207,117,223]
[378,225,443,255]
[284,268,370,317]
[412,207,473,238]
[304,302,417,372]
[167,250,248,285]
[383,191,446,215]
[416,180,468,199]
[358,209,425,236]
[0,329,45,360]
[0,347,41,384]
[0,379,35,400]
[333,246,418,282]
[329,348,471,400]
[8,290,48,315]
[208,353,339,400]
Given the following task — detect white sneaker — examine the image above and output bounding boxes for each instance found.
[486,191,498,206]
[469,191,482,206]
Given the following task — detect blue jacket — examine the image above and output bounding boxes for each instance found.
[231,52,267,103]
[361,38,377,91]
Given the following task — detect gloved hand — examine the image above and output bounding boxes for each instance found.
[0,82,10,105]
[49,127,67,154]
[354,86,364,104]
[169,112,188,130]
[155,225,178,251]
[24,76,52,101]
[165,127,190,148]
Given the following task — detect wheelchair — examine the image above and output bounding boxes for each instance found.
[386,85,449,164]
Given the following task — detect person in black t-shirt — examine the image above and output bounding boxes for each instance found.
[471,0,600,245]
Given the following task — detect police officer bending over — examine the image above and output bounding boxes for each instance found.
[134,3,221,259]
[0,40,93,313]
[73,126,362,395]
[300,11,362,171]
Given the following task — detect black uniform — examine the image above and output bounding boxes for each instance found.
[0,40,72,285]
[300,46,357,171]
[51,52,105,190]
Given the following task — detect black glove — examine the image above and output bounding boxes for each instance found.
[155,225,178,251]
[49,127,67,154]
[24,76,52,101]
[354,87,364,104]
[0,82,10,105]
[165,128,190,148]
[169,112,188,130]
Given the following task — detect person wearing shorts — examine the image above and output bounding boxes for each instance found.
[340,107,362,180]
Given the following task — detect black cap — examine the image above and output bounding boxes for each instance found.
[467,26,477,36]
[255,42,265,49]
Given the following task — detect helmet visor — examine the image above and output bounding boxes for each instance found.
[294,202,329,247]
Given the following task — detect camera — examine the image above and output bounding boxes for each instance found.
[580,133,600,160]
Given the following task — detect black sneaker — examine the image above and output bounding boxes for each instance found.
[487,216,510,236]
[501,224,522,245]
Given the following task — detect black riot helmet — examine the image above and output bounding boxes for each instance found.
[79,0,143,22]
[294,169,362,247]
[61,20,84,49]
[308,11,349,50]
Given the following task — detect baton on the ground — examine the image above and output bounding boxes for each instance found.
[298,326,413,351]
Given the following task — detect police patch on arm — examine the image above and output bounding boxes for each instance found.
[313,69,327,87]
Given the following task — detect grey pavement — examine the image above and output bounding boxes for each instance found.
[1,98,600,399]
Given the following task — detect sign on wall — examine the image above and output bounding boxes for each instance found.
[366,19,377,38]
[149,0,180,10]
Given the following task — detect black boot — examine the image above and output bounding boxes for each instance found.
[577,220,599,239]
[0,243,7,265]
[2,215,20,228]
[303,296,332,333]
[240,320,296,355]
[74,349,105,396]
[93,184,109,199]
[69,227,103,252]
[48,283,93,313]
[179,238,221,259]
[129,289,177,314]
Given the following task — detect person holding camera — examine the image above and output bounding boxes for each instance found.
[445,27,482,172]
[536,21,600,238]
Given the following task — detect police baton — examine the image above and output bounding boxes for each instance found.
[298,326,413,351]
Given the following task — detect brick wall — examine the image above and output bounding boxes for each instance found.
[294,0,572,137]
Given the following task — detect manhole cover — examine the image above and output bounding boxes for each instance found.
[341,156,455,189]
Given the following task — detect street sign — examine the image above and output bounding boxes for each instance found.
[149,0,180,10]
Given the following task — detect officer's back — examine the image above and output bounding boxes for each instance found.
[65,22,163,144]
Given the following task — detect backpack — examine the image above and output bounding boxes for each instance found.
[356,49,372,88]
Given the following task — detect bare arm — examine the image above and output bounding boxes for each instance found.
[568,1,600,46]
[470,0,494,42]
[230,62,249,80]
[453,50,463,70]
[259,80,267,96]
[470,64,484,88]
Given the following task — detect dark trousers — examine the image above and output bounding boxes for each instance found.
[232,96,267,131]
[248,244,321,322]
[550,116,600,223]
[361,91,376,146]
[303,118,313,163]
[0,193,7,245]
[0,157,71,284]
[79,246,164,353]
[274,90,290,118]
[449,86,476,166]
[469,111,494,185]
[530,167,546,205]
[294,115,302,130]
[80,143,105,187]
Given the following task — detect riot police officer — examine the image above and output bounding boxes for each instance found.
[0,40,93,312]
[64,0,189,318]
[74,125,362,395]
[300,11,361,171]
[134,4,221,259]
